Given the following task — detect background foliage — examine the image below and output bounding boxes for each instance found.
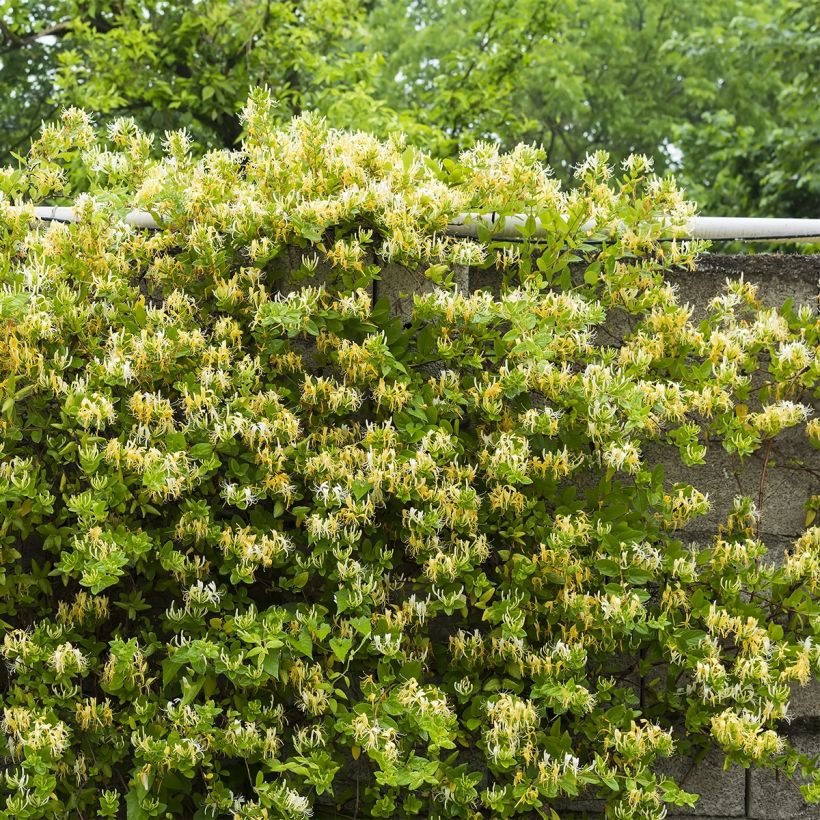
[1,0,818,216]
[0,91,818,818]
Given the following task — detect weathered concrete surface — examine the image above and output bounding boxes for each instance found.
[679,254,820,318]
[645,424,816,541]
[657,749,746,816]
[789,681,820,720]
[628,255,819,543]
[749,721,820,819]
[376,262,469,321]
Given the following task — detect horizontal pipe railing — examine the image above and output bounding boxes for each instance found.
[20,206,820,244]
[447,214,820,243]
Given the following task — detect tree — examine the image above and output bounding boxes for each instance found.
[1,0,817,215]
[0,0,389,156]
[672,1,819,217]
[369,0,819,216]
[367,0,565,157]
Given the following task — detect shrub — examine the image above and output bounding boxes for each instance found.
[0,88,818,818]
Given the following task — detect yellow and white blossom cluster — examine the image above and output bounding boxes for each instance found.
[0,91,817,819]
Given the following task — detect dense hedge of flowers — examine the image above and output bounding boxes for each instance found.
[0,88,818,819]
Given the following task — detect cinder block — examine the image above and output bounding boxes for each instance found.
[271,244,335,293]
[749,726,820,819]
[788,681,820,719]
[551,795,605,815]
[555,747,746,817]
[656,748,746,816]
[671,254,820,319]
[377,262,468,321]
[643,426,817,541]
[468,263,502,296]
[470,252,820,306]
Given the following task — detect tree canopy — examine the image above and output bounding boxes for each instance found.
[1,0,818,213]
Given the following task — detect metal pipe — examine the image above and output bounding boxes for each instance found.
[31,205,159,230]
[447,214,820,243]
[26,206,820,243]
[681,216,820,243]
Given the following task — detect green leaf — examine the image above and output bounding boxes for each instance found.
[329,637,352,662]
[595,558,621,576]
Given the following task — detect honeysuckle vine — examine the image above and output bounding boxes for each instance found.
[0,88,818,819]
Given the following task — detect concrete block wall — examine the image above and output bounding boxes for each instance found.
[279,252,819,819]
[660,256,820,820]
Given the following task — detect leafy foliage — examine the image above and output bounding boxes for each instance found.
[0,0,392,154]
[0,90,818,818]
[2,0,818,215]
[673,1,820,217]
